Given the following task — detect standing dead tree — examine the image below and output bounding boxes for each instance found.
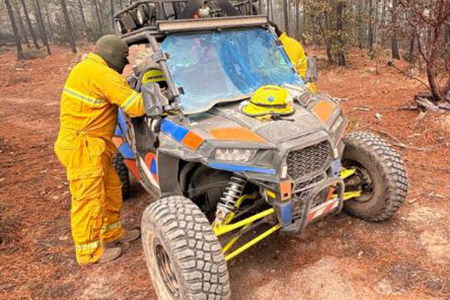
[44,2,55,43]
[78,0,89,36]
[13,2,30,48]
[34,0,51,55]
[5,0,23,59]
[390,0,400,59]
[61,0,77,53]
[20,0,40,49]
[399,0,450,102]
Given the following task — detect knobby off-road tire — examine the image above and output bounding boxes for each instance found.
[142,196,230,300]
[342,131,408,221]
[112,152,130,200]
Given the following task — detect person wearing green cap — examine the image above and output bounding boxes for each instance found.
[54,35,145,265]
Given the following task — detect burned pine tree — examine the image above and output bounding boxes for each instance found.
[61,0,77,53]
[20,0,39,49]
[5,0,24,59]
[33,0,51,55]
[13,2,30,48]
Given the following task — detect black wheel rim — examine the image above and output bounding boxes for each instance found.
[155,241,180,297]
[342,160,375,203]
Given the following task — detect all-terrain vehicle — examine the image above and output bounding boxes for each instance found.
[113,1,408,299]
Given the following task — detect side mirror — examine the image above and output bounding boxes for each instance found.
[305,57,318,83]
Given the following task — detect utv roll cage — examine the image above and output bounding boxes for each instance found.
[114,0,260,35]
[115,0,271,115]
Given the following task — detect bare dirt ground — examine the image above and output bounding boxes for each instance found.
[1,46,449,300]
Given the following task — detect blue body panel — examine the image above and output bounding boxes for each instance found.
[161,119,189,143]
[279,201,293,226]
[209,162,276,175]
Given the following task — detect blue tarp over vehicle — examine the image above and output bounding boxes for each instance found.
[161,28,304,114]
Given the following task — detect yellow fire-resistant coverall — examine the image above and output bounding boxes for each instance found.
[55,53,145,265]
[279,33,316,93]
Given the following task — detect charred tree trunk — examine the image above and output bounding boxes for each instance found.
[283,0,290,35]
[336,1,346,66]
[78,0,89,36]
[14,4,30,48]
[368,0,374,52]
[408,34,415,61]
[357,1,364,49]
[295,1,300,41]
[5,0,23,59]
[93,0,103,35]
[44,3,55,43]
[391,36,400,59]
[390,0,400,59]
[20,0,39,49]
[380,0,387,45]
[61,0,77,53]
[110,0,115,32]
[326,43,333,64]
[267,0,273,21]
[34,0,51,55]
[69,7,79,36]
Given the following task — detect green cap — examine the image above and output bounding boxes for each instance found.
[95,34,129,74]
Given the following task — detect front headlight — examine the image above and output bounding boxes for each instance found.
[214,148,257,162]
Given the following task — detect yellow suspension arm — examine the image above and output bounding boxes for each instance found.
[222,222,253,253]
[214,208,275,236]
[340,168,356,180]
[224,224,281,261]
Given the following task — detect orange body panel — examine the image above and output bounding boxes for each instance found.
[280,179,292,201]
[209,127,266,143]
[112,137,123,148]
[314,101,334,124]
[182,131,204,150]
[124,159,141,180]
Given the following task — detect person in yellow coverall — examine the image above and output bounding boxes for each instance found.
[269,21,316,93]
[55,35,146,265]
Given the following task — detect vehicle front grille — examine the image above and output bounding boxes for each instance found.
[292,189,311,219]
[286,141,331,181]
[294,173,325,191]
[291,174,326,219]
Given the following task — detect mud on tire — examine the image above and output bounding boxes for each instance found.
[342,131,408,221]
[112,152,130,200]
[142,196,230,300]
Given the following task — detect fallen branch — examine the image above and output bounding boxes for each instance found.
[388,61,432,93]
[396,105,418,111]
[412,111,428,129]
[377,130,428,151]
[415,96,440,112]
[352,106,371,112]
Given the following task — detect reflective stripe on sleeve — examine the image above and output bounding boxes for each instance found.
[121,91,140,112]
[75,241,101,252]
[63,86,107,106]
[101,221,121,233]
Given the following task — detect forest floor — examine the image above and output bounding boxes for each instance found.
[0,45,449,300]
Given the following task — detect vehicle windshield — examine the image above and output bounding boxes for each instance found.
[161,28,304,114]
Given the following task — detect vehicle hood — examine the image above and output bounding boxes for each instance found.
[188,102,325,145]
